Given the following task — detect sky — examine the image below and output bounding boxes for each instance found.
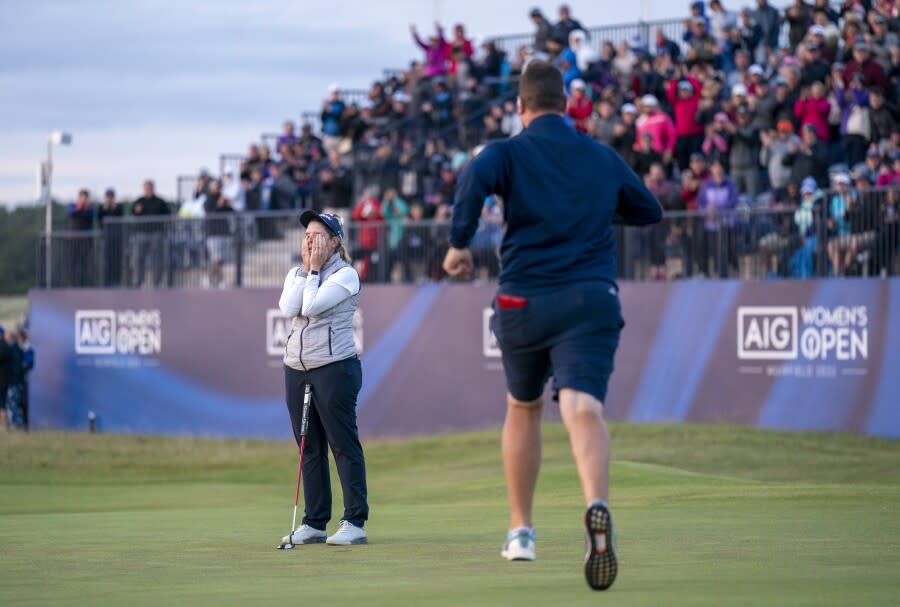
[0,0,695,205]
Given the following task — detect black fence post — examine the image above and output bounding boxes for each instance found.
[166,220,175,288]
[816,191,828,277]
[95,228,104,288]
[235,214,244,288]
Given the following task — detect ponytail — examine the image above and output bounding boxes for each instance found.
[337,244,352,264]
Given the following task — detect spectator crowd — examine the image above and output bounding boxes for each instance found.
[65,2,900,282]
[0,324,34,431]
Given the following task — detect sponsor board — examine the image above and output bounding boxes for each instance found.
[75,309,162,367]
[737,305,869,377]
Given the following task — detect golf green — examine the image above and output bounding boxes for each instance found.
[1,423,898,606]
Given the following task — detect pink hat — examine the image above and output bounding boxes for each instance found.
[714,112,729,122]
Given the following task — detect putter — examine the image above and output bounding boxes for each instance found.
[277,383,312,550]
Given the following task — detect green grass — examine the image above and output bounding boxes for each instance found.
[0,295,27,329]
[1,423,898,606]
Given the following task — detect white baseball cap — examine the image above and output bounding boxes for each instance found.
[622,103,638,114]
[809,24,826,36]
[571,78,586,90]
[640,94,659,106]
[748,64,765,76]
[732,83,749,96]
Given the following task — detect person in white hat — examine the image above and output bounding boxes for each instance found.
[611,103,639,166]
[810,11,840,53]
[826,172,862,276]
[566,78,592,133]
[731,83,749,98]
[635,95,676,168]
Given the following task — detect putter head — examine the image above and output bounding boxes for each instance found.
[276,542,294,550]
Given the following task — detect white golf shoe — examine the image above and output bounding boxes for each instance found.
[326,520,368,545]
[282,524,327,546]
[501,528,536,561]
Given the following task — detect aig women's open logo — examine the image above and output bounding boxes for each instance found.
[737,306,868,362]
[75,309,162,355]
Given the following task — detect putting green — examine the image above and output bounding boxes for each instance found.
[1,423,898,606]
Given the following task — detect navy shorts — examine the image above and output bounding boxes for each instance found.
[490,281,624,403]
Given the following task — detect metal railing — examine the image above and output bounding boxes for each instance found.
[619,187,900,280]
[218,153,245,178]
[177,175,199,204]
[491,17,687,58]
[300,111,322,134]
[261,132,280,153]
[36,188,900,289]
[339,88,370,106]
[37,212,466,289]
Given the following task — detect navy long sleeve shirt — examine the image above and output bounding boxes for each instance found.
[450,114,662,294]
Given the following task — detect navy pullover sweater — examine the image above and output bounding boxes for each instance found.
[450,114,663,294]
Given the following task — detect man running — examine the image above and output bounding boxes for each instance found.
[443,60,661,591]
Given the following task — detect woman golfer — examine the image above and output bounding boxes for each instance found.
[278,210,368,545]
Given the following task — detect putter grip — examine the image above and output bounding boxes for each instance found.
[300,385,311,437]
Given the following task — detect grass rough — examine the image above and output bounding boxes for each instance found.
[1,423,898,606]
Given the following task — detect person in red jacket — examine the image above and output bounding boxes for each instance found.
[793,82,832,141]
[844,42,886,91]
[667,75,705,170]
[351,188,383,280]
[447,23,473,74]
[566,79,593,133]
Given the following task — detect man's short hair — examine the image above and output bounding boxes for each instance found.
[518,60,566,114]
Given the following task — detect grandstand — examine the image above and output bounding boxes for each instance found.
[38,1,900,290]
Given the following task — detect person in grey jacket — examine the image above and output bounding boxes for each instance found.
[278,211,368,547]
[729,105,762,197]
[753,0,781,51]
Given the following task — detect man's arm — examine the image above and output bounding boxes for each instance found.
[616,153,663,226]
[449,143,506,249]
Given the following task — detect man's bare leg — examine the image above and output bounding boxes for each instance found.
[502,394,543,529]
[558,388,609,503]
[559,387,617,590]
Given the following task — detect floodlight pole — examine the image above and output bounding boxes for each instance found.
[45,136,53,288]
[44,131,72,288]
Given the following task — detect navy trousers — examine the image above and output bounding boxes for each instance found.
[284,357,368,529]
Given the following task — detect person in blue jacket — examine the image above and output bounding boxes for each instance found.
[443,60,661,591]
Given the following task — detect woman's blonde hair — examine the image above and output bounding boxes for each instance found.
[336,243,352,264]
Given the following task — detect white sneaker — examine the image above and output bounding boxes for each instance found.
[501,528,536,561]
[281,524,326,545]
[326,520,368,545]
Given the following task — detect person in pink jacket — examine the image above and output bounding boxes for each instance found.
[793,82,832,142]
[411,22,449,78]
[666,74,705,170]
[634,95,677,168]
